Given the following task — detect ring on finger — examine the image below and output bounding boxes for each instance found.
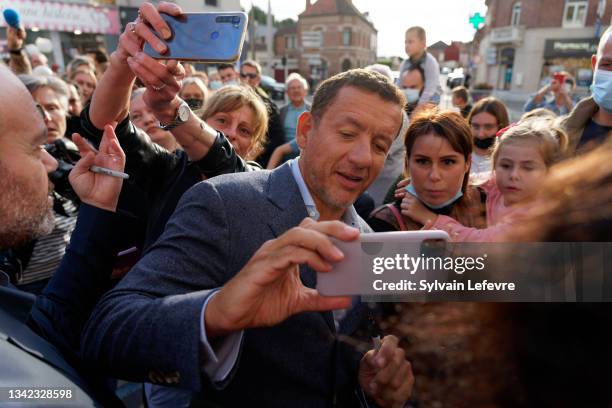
[128,22,136,34]
[152,83,167,91]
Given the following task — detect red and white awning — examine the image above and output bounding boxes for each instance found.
[0,0,120,35]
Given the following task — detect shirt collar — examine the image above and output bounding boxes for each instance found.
[288,158,362,230]
[288,102,306,111]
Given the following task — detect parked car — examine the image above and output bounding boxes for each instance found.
[260,75,285,100]
[446,68,465,89]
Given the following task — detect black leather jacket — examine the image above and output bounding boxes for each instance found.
[79,104,261,251]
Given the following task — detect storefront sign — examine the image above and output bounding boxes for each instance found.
[544,38,598,58]
[301,31,322,48]
[0,0,120,35]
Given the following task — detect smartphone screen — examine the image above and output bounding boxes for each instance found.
[143,12,248,63]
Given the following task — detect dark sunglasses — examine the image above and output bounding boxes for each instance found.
[240,72,258,79]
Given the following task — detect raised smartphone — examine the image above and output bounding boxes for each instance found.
[316,231,450,296]
[143,12,248,63]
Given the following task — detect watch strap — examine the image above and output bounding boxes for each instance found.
[159,101,190,131]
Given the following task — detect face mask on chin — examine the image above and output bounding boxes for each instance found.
[405,183,464,210]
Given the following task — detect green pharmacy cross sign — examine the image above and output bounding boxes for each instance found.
[469,12,485,29]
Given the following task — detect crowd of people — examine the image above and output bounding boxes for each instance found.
[0,1,611,406]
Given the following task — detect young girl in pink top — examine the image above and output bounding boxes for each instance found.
[401,118,568,241]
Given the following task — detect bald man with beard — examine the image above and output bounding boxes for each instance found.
[0,62,142,406]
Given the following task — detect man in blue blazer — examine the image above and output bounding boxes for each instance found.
[83,48,414,406]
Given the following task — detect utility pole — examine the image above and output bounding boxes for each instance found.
[250,2,257,60]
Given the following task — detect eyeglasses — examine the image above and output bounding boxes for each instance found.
[35,103,48,119]
[240,72,258,79]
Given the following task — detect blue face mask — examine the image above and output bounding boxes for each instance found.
[209,80,223,90]
[591,69,612,114]
[405,183,464,210]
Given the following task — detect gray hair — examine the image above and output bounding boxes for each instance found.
[181,77,209,99]
[285,72,309,90]
[18,74,69,110]
[66,56,95,76]
[130,87,146,101]
[364,64,393,82]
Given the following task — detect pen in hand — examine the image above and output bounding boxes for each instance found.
[372,335,382,352]
[89,165,129,179]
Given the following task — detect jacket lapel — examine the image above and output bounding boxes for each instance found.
[265,163,336,333]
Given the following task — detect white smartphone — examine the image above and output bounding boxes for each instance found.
[316,230,450,296]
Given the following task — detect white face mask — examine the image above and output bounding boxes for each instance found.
[402,88,420,104]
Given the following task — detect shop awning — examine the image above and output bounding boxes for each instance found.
[0,0,120,35]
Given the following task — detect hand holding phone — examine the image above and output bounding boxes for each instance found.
[317,231,450,296]
[143,12,248,63]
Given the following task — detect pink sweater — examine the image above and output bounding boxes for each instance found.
[431,178,521,242]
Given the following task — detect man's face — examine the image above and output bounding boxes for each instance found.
[405,32,425,58]
[592,31,612,72]
[549,77,562,92]
[287,79,307,105]
[68,84,83,117]
[400,70,424,91]
[130,95,177,151]
[30,53,48,68]
[73,71,96,103]
[451,94,464,107]
[297,86,402,220]
[240,65,260,88]
[32,86,67,143]
[219,67,237,84]
[0,67,57,248]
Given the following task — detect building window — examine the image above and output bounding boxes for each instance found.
[285,35,296,50]
[205,0,218,6]
[342,28,352,46]
[342,58,352,71]
[563,0,588,28]
[511,2,521,26]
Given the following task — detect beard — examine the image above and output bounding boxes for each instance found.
[0,166,55,249]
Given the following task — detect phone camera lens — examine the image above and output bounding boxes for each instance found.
[232,16,240,24]
[211,31,220,40]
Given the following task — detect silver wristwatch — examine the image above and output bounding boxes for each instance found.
[160,100,191,131]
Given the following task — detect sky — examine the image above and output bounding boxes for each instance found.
[240,0,488,57]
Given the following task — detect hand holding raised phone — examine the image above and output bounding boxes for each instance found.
[142,12,248,63]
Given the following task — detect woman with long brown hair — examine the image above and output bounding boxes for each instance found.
[368,109,486,232]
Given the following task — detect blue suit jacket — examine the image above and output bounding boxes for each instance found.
[82,163,364,407]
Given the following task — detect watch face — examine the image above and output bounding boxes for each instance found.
[178,104,191,122]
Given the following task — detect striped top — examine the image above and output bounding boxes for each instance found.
[18,194,78,285]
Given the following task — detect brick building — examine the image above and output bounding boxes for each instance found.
[273,23,301,82]
[475,0,610,92]
[272,0,376,85]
